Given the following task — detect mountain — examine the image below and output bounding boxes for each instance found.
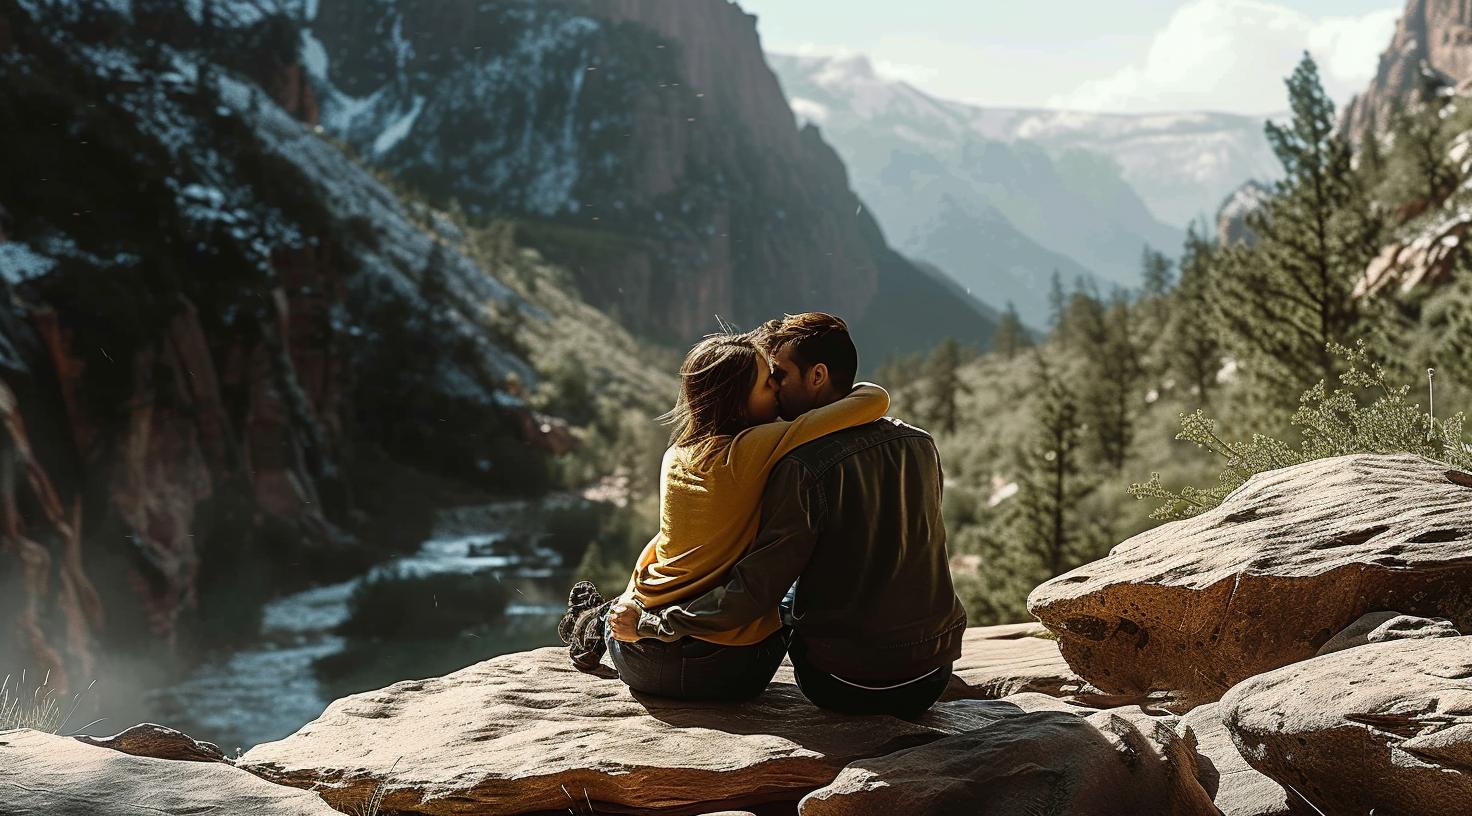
[0,0,678,695]
[1343,0,1471,144]
[294,0,999,360]
[769,55,1281,308]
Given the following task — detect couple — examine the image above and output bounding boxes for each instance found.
[558,312,966,717]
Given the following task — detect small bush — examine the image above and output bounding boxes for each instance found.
[337,568,509,640]
[1131,340,1472,520]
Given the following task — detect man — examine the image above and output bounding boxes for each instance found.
[609,312,966,716]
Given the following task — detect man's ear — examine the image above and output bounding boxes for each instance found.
[809,363,829,390]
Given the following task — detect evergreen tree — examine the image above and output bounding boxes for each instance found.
[1139,245,1174,344]
[991,302,1030,360]
[1004,354,1105,583]
[1141,245,1174,299]
[1079,290,1143,471]
[924,338,971,434]
[1047,270,1068,344]
[1356,124,1385,191]
[1380,95,1459,215]
[1166,224,1224,403]
[1211,52,1382,406]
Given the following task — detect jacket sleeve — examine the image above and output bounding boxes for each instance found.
[635,458,819,641]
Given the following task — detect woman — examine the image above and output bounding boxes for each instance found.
[558,329,888,700]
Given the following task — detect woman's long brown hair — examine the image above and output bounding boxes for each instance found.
[659,333,764,467]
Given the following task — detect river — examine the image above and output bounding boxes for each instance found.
[145,499,582,753]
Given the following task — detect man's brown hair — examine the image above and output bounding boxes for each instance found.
[763,312,857,392]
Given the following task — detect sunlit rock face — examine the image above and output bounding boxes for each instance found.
[297,0,1000,354]
[1343,0,1472,144]
[1028,453,1472,710]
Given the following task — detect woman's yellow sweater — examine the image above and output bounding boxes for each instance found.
[627,383,890,645]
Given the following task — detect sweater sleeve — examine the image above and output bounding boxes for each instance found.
[727,382,889,480]
[635,458,817,640]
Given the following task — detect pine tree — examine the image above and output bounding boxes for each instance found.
[1141,245,1174,299]
[1167,223,1224,403]
[991,302,1030,360]
[1078,290,1143,471]
[1139,245,1174,344]
[1211,52,1382,406]
[924,338,971,434]
[1048,270,1068,344]
[1005,354,1104,583]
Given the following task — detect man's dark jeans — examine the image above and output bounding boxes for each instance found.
[788,636,951,718]
[605,626,789,701]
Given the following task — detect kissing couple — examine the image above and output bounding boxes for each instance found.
[558,312,966,717]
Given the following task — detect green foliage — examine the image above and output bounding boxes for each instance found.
[1163,224,1224,404]
[1130,340,1472,520]
[1211,53,1383,406]
[337,568,510,640]
[1078,291,1144,471]
[923,338,974,434]
[991,302,1031,361]
[967,355,1110,620]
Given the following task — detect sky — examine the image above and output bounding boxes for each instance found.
[738,0,1403,115]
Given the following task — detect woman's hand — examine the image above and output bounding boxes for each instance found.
[607,597,643,642]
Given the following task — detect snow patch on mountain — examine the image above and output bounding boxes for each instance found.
[772,51,1279,229]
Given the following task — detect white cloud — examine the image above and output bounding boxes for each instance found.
[1048,0,1400,115]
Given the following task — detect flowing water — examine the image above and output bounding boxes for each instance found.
[146,500,579,752]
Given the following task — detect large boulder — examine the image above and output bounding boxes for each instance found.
[798,706,1218,815]
[1177,703,1297,816]
[239,646,1002,815]
[1029,453,1472,707]
[1221,637,1472,816]
[0,728,341,816]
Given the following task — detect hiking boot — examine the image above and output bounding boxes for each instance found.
[558,580,604,645]
[569,598,614,673]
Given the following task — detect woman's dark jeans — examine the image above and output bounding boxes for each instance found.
[605,626,789,701]
[788,636,951,718]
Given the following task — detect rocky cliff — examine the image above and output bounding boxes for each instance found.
[0,0,622,696]
[296,0,999,357]
[1343,0,1472,143]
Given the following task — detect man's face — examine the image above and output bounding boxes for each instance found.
[769,346,817,421]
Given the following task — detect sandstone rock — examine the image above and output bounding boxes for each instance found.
[1177,703,1296,816]
[1029,453,1472,708]
[0,728,341,815]
[1314,610,1461,656]
[74,722,227,763]
[1221,637,1472,816]
[798,706,1217,816]
[241,646,986,815]
[939,621,1107,703]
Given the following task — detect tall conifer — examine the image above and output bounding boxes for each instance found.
[1211,53,1382,405]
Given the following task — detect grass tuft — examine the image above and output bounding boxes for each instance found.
[1,671,96,734]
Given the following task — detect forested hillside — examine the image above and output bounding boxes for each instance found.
[875,53,1472,624]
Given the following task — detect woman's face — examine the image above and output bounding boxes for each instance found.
[743,354,780,425]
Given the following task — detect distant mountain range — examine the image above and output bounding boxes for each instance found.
[769,53,1282,325]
